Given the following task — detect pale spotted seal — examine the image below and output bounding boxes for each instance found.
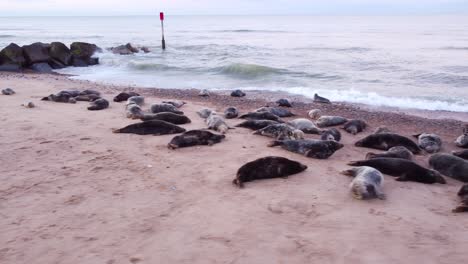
[206,113,230,134]
[287,118,321,134]
[316,116,348,128]
[455,124,468,148]
[126,96,145,106]
[126,104,144,119]
[150,103,183,115]
[342,166,385,200]
[113,120,186,135]
[308,109,322,120]
[429,153,468,182]
[162,100,186,108]
[413,133,442,153]
[269,139,344,159]
[168,130,225,149]
[253,124,298,140]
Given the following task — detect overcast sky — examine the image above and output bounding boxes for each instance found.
[1,0,467,16]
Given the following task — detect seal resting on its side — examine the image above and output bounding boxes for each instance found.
[41,91,73,103]
[342,166,385,200]
[276,98,292,107]
[320,128,341,142]
[455,124,468,148]
[233,156,307,188]
[343,119,367,135]
[224,107,239,119]
[113,92,140,102]
[162,100,186,108]
[287,118,321,134]
[126,96,145,106]
[231,89,246,97]
[253,124,300,140]
[316,116,348,128]
[348,158,446,184]
[150,103,183,115]
[429,153,468,182]
[197,108,215,119]
[269,139,344,159]
[355,133,421,154]
[141,112,191,124]
[314,93,331,104]
[125,103,144,119]
[240,112,283,122]
[2,88,15,95]
[87,98,109,111]
[235,120,279,130]
[255,107,294,117]
[308,109,322,120]
[168,130,225,149]
[413,133,442,153]
[453,150,468,160]
[206,113,230,134]
[75,94,100,102]
[366,146,413,160]
[113,120,186,135]
[453,184,468,213]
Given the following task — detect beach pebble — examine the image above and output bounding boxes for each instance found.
[21,101,35,108]
[308,109,322,120]
[276,98,292,107]
[2,88,15,95]
[199,89,210,97]
[231,89,246,97]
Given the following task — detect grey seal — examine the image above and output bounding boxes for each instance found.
[88,98,109,111]
[162,100,186,108]
[113,120,186,135]
[253,124,299,140]
[113,92,140,102]
[276,98,292,107]
[316,116,348,128]
[453,150,468,160]
[240,111,283,122]
[233,156,307,188]
[126,96,145,106]
[168,130,225,149]
[199,89,209,97]
[342,166,386,200]
[366,146,413,160]
[320,128,341,142]
[429,153,468,182]
[287,118,321,134]
[206,113,230,134]
[197,108,215,119]
[413,133,442,153]
[453,184,468,213]
[355,133,421,154]
[235,120,279,130]
[308,109,322,120]
[455,124,468,148]
[269,139,344,159]
[313,93,331,104]
[255,107,294,117]
[224,107,239,119]
[343,119,367,135]
[1,88,15,95]
[126,103,144,119]
[141,112,191,124]
[150,103,183,115]
[231,89,246,97]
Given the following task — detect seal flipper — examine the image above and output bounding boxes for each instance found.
[268,140,283,147]
[452,204,468,213]
[340,169,356,177]
[395,174,408,181]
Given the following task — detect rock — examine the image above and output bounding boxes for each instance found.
[70,42,100,66]
[0,43,26,68]
[231,89,246,97]
[109,43,139,55]
[0,64,21,72]
[22,42,50,65]
[30,62,53,73]
[49,42,72,65]
[141,46,150,53]
[48,59,67,69]
[2,88,15,95]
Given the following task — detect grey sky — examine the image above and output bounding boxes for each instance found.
[1,0,467,16]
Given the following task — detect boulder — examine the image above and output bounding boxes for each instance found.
[49,58,67,69]
[0,43,26,68]
[49,42,72,65]
[0,64,22,72]
[22,42,50,65]
[109,43,139,55]
[30,62,53,73]
[141,46,150,53]
[70,42,100,59]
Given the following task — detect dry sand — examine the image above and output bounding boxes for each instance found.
[1,72,467,264]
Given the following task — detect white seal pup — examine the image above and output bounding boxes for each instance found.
[197,108,215,119]
[413,133,442,153]
[316,116,348,128]
[21,102,35,108]
[206,112,230,134]
[287,118,321,134]
[308,109,322,120]
[253,124,298,140]
[342,166,386,200]
[162,100,186,108]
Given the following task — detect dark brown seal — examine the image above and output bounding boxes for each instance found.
[429,153,468,182]
[453,184,468,213]
[168,130,225,149]
[113,120,186,135]
[141,112,191,124]
[355,133,421,154]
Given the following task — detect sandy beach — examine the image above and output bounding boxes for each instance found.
[1,72,467,264]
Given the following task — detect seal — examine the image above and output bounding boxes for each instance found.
[168,130,225,149]
[68,98,77,104]
[366,146,413,160]
[429,153,468,182]
[341,166,386,200]
[253,124,299,140]
[75,94,100,102]
[127,96,145,106]
[231,89,246,97]
[113,120,186,135]
[88,98,109,111]
[308,109,322,120]
[453,150,468,160]
[1,88,15,95]
[141,112,191,124]
[113,92,140,102]
[224,107,239,119]
[355,133,421,154]
[41,91,74,103]
[269,139,344,159]
[197,108,215,119]
[126,103,144,119]
[343,119,367,135]
[374,126,392,134]
[455,124,468,148]
[233,156,307,188]
[348,158,446,184]
[287,118,321,134]
[320,128,341,142]
[413,133,442,153]
[453,184,468,213]
[206,113,230,134]
[162,100,186,108]
[199,89,209,97]
[255,107,294,117]
[150,103,183,115]
[235,120,279,130]
[240,112,283,122]
[80,89,100,96]
[314,93,331,104]
[21,102,35,108]
[316,116,348,128]
[276,98,292,107]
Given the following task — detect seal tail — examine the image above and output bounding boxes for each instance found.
[347,160,365,166]
[340,169,355,177]
[232,178,244,188]
[365,152,377,160]
[268,140,282,147]
[112,128,121,133]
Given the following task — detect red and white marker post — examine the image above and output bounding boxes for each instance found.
[160,12,166,50]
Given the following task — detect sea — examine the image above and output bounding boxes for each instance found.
[1,15,468,112]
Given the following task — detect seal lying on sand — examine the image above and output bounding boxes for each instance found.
[235,120,279,130]
[348,158,446,184]
[455,124,468,148]
[355,133,421,154]
[342,166,386,200]
[80,89,100,96]
[127,96,144,106]
[253,124,301,140]
[231,89,246,97]
[316,116,348,128]
[168,130,225,149]
[141,112,191,124]
[233,156,307,188]
[150,103,183,115]
[413,133,442,153]
[88,98,109,111]
[429,153,468,182]
[2,88,15,95]
[126,104,144,119]
[269,139,344,159]
[287,118,321,134]
[197,108,215,119]
[224,107,239,119]
[199,89,209,97]
[75,94,100,102]
[314,93,331,104]
[374,126,392,134]
[320,128,341,142]
[453,184,468,213]
[113,120,186,135]
[343,119,367,135]
[41,91,73,103]
[113,92,140,102]
[276,98,292,107]
[255,107,294,118]
[162,100,185,108]
[453,150,468,160]
[240,112,283,122]
[308,109,322,120]
[366,146,413,160]
[206,113,230,134]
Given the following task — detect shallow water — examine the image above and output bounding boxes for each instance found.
[1,15,467,112]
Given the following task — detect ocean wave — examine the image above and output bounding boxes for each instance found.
[295,46,372,53]
[0,35,15,38]
[127,61,178,71]
[441,46,468,50]
[213,29,288,33]
[213,63,283,79]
